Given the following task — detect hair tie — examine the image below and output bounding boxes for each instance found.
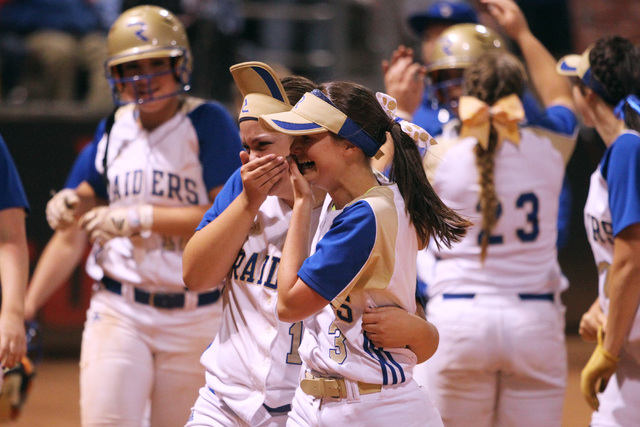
[458,94,525,150]
[614,94,640,120]
[376,92,436,149]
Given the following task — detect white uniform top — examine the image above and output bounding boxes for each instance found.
[584,130,640,342]
[298,184,418,385]
[86,97,242,292]
[196,170,321,424]
[423,118,576,296]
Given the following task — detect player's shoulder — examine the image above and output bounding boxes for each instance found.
[602,130,640,172]
[183,96,234,119]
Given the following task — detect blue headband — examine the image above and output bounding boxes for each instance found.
[582,68,618,106]
[260,89,381,157]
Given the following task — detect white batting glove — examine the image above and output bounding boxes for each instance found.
[46,189,80,230]
[80,204,153,244]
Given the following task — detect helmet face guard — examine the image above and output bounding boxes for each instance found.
[427,68,464,113]
[106,51,191,105]
[105,5,192,105]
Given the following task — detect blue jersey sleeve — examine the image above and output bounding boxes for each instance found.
[602,133,640,236]
[0,135,29,212]
[75,118,109,200]
[189,102,243,191]
[525,103,577,136]
[196,168,243,231]
[298,202,377,302]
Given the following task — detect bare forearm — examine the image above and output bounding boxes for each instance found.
[517,32,573,108]
[0,209,28,319]
[604,264,640,356]
[183,193,261,291]
[277,199,313,318]
[24,225,88,319]
[150,204,210,236]
[604,228,640,356]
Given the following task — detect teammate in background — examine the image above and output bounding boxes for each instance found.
[557,36,640,425]
[183,61,442,427]
[261,81,470,426]
[34,6,242,426]
[0,134,28,372]
[417,0,578,423]
[382,0,478,132]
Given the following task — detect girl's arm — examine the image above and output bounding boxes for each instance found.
[183,153,287,291]
[24,225,88,321]
[362,304,439,364]
[603,223,640,357]
[0,207,28,368]
[277,158,329,322]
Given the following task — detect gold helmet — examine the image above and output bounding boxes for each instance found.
[427,23,506,72]
[105,5,192,105]
[426,24,506,115]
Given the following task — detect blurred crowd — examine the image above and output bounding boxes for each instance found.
[0,0,243,111]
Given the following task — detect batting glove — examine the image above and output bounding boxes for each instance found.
[80,204,153,244]
[46,189,80,230]
[580,326,619,410]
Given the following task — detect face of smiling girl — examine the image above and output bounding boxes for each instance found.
[289,131,346,192]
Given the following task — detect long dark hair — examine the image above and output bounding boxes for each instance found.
[589,36,640,132]
[318,81,471,249]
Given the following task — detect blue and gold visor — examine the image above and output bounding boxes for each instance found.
[556,47,618,105]
[230,61,291,121]
[259,89,380,157]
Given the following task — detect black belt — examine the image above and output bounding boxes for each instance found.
[442,293,554,302]
[101,276,221,309]
[263,403,291,414]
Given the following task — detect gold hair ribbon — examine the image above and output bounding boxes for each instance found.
[376,92,436,149]
[459,94,525,150]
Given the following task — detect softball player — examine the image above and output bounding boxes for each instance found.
[419,40,577,426]
[261,81,470,426]
[42,6,242,426]
[183,62,323,427]
[0,134,29,373]
[557,36,640,426]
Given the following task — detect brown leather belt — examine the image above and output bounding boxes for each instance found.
[300,372,382,399]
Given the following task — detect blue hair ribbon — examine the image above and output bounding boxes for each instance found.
[614,94,640,120]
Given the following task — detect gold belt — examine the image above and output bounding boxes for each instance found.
[300,372,382,399]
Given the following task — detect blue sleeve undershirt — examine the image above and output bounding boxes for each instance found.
[298,201,377,302]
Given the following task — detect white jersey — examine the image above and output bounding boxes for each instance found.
[423,124,576,296]
[90,98,242,292]
[298,184,418,385]
[196,171,321,425]
[584,130,640,342]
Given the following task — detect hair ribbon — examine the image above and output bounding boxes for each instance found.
[459,94,525,150]
[376,92,436,149]
[614,94,640,120]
